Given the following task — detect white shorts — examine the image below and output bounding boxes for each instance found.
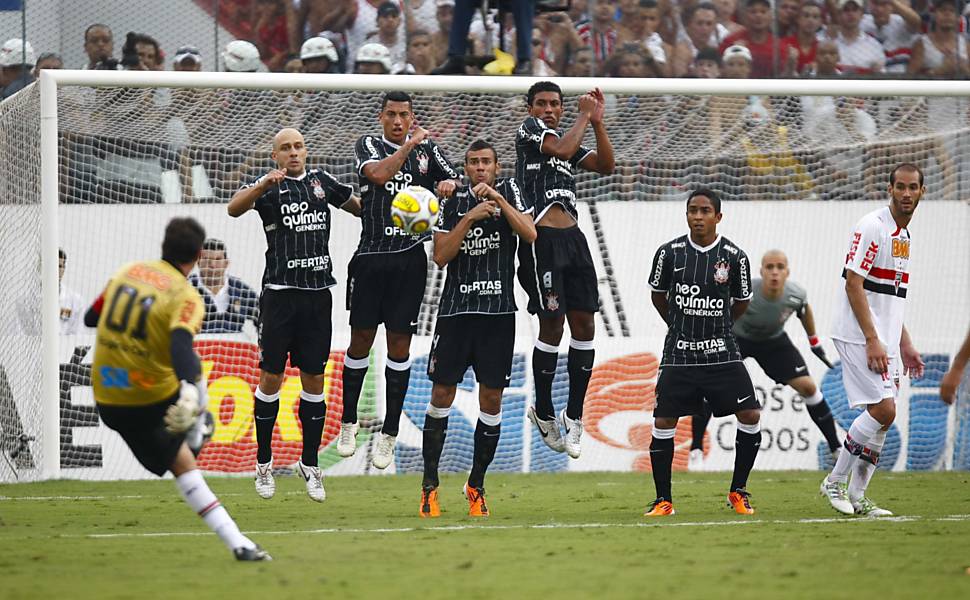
[834,339,899,409]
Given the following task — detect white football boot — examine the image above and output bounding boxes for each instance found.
[559,409,583,459]
[852,496,893,517]
[336,422,359,458]
[819,477,854,515]
[296,461,326,502]
[254,461,275,499]
[527,405,565,453]
[372,432,397,469]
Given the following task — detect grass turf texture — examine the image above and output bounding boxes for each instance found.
[2,471,970,599]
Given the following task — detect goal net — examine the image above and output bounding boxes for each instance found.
[1,73,968,482]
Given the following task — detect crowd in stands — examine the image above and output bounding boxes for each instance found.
[3,0,970,98]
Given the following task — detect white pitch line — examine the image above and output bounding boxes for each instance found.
[78,514,969,540]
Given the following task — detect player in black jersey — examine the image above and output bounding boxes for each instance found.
[339,91,460,470]
[228,127,361,502]
[420,140,536,518]
[515,80,614,460]
[646,189,761,517]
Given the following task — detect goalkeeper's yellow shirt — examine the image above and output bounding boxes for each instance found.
[92,260,204,407]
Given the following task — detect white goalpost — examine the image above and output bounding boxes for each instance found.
[2,70,967,482]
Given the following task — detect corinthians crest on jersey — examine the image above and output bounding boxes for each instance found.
[310,177,326,200]
[713,259,730,284]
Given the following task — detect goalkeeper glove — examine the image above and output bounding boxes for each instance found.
[809,336,834,369]
[164,380,203,434]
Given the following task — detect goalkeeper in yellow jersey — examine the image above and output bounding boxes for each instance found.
[85,217,270,561]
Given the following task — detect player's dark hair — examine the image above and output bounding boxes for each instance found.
[58,248,66,261]
[465,139,498,163]
[203,237,227,258]
[687,188,721,213]
[162,217,206,266]
[84,23,112,43]
[381,90,412,110]
[640,0,658,9]
[527,81,563,106]
[889,163,924,187]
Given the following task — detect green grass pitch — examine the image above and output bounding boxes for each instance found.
[2,471,970,599]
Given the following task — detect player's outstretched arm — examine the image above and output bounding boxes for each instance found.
[432,201,496,267]
[941,327,970,405]
[579,88,615,175]
[799,303,834,368]
[474,182,537,244]
[227,169,285,217]
[362,127,429,185]
[539,94,595,160]
[651,292,670,325]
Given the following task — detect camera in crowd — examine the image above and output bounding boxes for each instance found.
[93,32,149,70]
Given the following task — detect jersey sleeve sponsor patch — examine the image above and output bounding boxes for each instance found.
[355,135,383,178]
[518,116,557,148]
[844,216,881,277]
[649,243,671,292]
[171,288,204,334]
[732,250,753,300]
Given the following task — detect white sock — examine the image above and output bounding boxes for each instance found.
[176,470,254,551]
[803,390,824,406]
[848,429,887,502]
[829,410,882,483]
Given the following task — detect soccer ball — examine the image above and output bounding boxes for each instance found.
[391,185,439,235]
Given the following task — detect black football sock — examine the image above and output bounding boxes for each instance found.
[341,353,369,424]
[382,356,411,437]
[807,399,841,453]
[650,433,675,501]
[532,342,559,420]
[422,409,449,489]
[253,388,280,464]
[566,340,594,420]
[468,413,501,489]
[298,391,326,467]
[691,406,713,451]
[731,426,762,492]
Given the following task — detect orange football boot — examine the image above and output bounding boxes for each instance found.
[644,498,676,517]
[420,486,440,518]
[728,489,755,515]
[463,483,489,517]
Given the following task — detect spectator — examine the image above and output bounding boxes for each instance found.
[402,0,440,34]
[605,41,665,76]
[780,0,824,77]
[253,0,296,72]
[172,46,203,72]
[713,0,745,36]
[578,0,621,72]
[720,0,777,78]
[300,36,340,73]
[83,23,114,69]
[693,46,722,77]
[565,45,596,76]
[672,2,722,76]
[831,0,886,74]
[119,32,161,71]
[776,0,802,37]
[430,0,454,66]
[617,0,644,37]
[908,0,969,77]
[33,51,63,78]
[861,0,921,74]
[364,2,407,69]
[812,38,844,76]
[534,11,584,75]
[432,0,534,75]
[188,239,259,334]
[223,40,262,72]
[407,29,436,74]
[346,1,405,75]
[619,0,671,75]
[570,0,591,24]
[721,43,753,77]
[531,27,558,76]
[0,39,35,100]
[297,0,358,40]
[354,42,392,73]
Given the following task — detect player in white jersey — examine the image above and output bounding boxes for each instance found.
[820,163,926,517]
[861,0,921,73]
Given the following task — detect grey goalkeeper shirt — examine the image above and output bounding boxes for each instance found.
[732,278,808,341]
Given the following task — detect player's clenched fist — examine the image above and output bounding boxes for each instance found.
[436,179,457,198]
[261,168,286,189]
[578,93,597,116]
[465,200,497,222]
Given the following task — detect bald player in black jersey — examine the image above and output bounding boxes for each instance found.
[516,81,614,460]
[647,189,761,517]
[228,127,361,503]
[339,91,460,470]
